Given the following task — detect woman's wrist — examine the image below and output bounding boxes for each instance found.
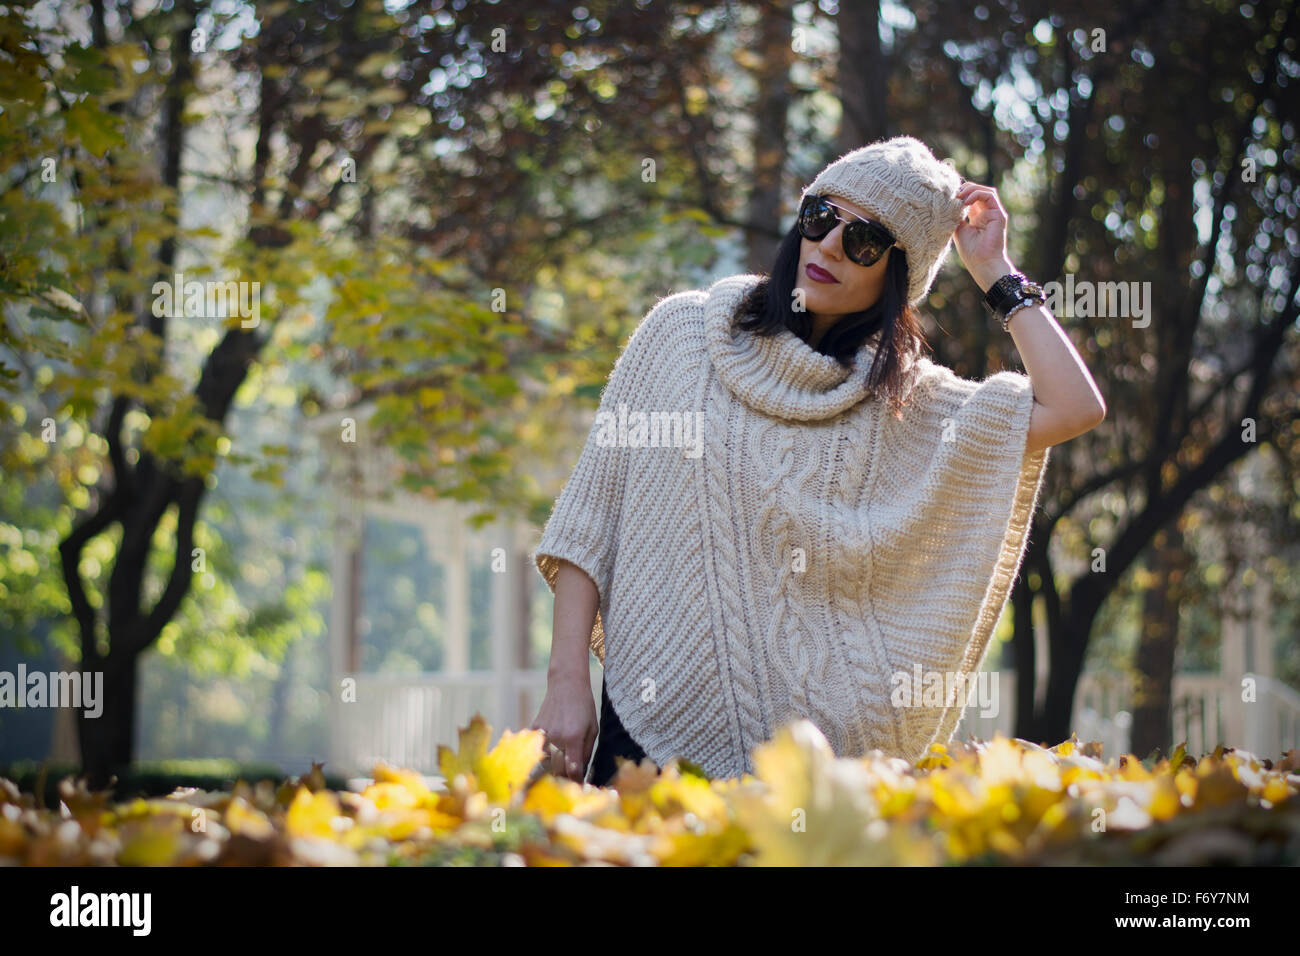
[970,257,1018,293]
[547,659,592,689]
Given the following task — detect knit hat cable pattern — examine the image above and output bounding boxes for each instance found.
[799,136,966,306]
[703,274,878,422]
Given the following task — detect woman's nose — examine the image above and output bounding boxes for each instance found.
[819,223,845,258]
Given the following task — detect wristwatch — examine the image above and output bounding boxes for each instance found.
[983,272,1045,332]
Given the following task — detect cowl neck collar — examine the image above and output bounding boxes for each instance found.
[702,273,880,421]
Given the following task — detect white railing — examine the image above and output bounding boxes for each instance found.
[1073,671,1134,758]
[1171,673,1229,758]
[1243,674,1300,761]
[332,668,1299,776]
[329,669,602,776]
[953,670,1299,760]
[951,670,1137,756]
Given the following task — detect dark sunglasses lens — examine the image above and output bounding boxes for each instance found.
[798,197,835,238]
[844,223,893,265]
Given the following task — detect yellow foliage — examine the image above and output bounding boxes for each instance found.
[285,787,343,839]
[437,714,546,805]
[1,716,1296,866]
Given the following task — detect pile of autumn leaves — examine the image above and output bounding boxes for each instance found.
[3,716,1298,866]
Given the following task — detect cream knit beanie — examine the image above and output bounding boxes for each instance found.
[799,136,966,306]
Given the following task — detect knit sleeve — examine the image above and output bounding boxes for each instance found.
[531,296,670,662]
[869,359,1051,761]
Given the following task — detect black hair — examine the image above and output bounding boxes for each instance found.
[735,222,929,418]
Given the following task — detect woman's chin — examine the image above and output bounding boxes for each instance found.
[797,285,839,314]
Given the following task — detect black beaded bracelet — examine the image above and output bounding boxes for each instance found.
[983,272,1045,332]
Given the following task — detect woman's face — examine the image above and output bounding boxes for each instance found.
[794,193,891,322]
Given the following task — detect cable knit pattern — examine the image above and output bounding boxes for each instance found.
[533,273,1051,779]
[750,419,845,752]
[701,370,768,763]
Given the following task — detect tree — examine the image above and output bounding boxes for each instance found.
[1,0,753,785]
[902,0,1299,745]
[2,1,524,784]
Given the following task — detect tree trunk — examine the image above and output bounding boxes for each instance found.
[1131,523,1188,757]
[744,0,795,273]
[836,0,888,151]
[1010,571,1039,743]
[62,0,197,793]
[77,653,137,789]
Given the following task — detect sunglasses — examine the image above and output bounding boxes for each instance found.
[797,194,898,267]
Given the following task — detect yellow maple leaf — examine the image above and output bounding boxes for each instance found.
[1261,776,1292,805]
[360,806,460,841]
[438,714,491,785]
[520,775,577,822]
[916,742,952,771]
[1191,760,1250,810]
[607,756,661,793]
[437,715,547,804]
[285,786,343,839]
[653,822,752,867]
[117,820,184,866]
[649,771,728,826]
[224,796,275,839]
[363,763,435,810]
[480,728,548,803]
[1118,755,1154,782]
[730,720,897,866]
[978,736,1025,788]
[1147,775,1184,821]
[521,774,612,824]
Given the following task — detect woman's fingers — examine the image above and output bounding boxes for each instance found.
[544,737,584,780]
[547,741,566,777]
[533,692,599,782]
[956,183,1007,223]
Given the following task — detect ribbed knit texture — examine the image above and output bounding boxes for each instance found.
[532,273,1050,779]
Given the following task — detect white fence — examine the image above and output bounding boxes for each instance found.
[954,670,1300,760]
[329,668,602,776]
[330,668,1300,776]
[1243,674,1300,761]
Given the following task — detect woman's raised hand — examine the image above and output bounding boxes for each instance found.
[953,181,1017,292]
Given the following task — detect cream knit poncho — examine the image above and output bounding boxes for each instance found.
[533,273,1051,779]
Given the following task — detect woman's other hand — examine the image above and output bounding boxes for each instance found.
[532,672,598,781]
[531,559,601,781]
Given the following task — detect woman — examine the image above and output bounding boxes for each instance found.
[530,137,1105,786]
